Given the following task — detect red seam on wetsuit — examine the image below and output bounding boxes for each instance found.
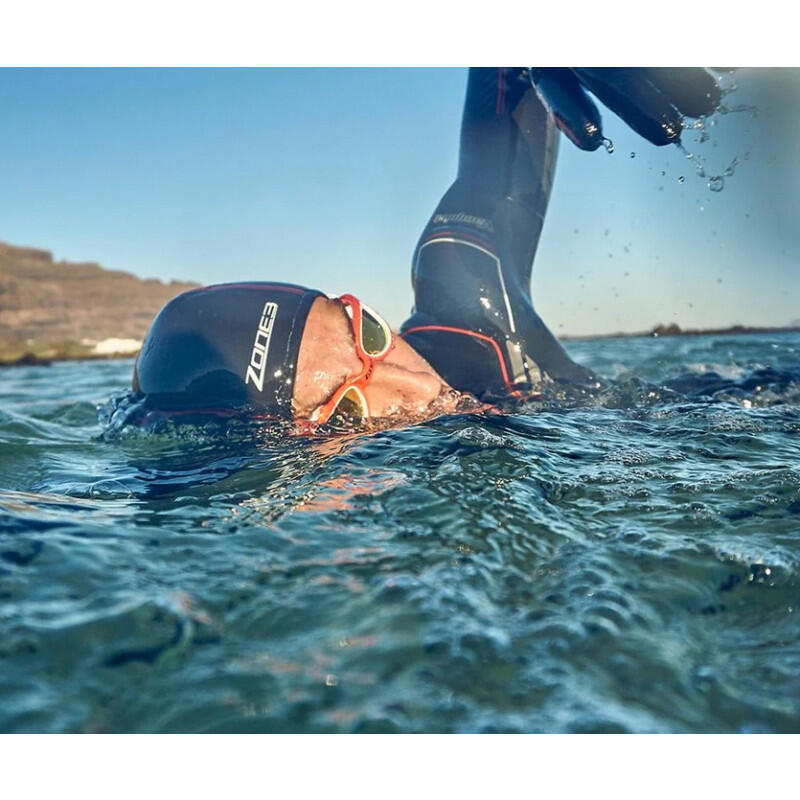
[401,324,522,397]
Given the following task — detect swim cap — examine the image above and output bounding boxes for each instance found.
[133,282,323,417]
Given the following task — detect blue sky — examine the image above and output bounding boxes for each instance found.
[1,68,797,336]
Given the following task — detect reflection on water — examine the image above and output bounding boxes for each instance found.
[1,333,799,732]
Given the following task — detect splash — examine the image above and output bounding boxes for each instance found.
[668,71,755,194]
[674,141,745,194]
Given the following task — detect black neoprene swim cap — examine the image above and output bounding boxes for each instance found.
[133,282,324,417]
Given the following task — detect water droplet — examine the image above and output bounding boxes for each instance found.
[604,228,610,236]
[695,164,706,178]
[699,205,705,212]
[708,176,724,192]
[717,277,723,284]
[630,152,635,158]
[678,176,685,184]
[624,271,630,277]
[661,170,666,176]
[602,138,614,154]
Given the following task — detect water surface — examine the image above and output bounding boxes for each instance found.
[1,333,799,732]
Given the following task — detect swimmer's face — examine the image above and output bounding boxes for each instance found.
[293,297,460,425]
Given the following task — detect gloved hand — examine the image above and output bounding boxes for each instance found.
[529,67,724,150]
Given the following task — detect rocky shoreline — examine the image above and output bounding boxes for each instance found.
[0,240,197,367]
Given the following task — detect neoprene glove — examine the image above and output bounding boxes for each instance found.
[529,67,723,150]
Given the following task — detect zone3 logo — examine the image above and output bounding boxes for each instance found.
[245,301,278,392]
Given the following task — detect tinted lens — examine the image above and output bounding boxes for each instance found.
[328,386,367,425]
[359,307,390,356]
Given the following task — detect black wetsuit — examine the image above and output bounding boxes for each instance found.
[401,67,597,398]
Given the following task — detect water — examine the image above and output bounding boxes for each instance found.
[1,332,799,733]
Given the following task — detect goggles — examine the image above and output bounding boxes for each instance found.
[309,294,393,426]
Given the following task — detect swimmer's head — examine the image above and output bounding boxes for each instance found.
[133,282,323,418]
[133,283,462,425]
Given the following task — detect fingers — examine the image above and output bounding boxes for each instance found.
[572,67,684,146]
[530,68,604,151]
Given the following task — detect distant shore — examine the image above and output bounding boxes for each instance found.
[0,341,140,368]
[0,334,142,368]
[3,323,800,368]
[560,323,800,342]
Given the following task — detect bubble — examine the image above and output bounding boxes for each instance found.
[708,176,724,192]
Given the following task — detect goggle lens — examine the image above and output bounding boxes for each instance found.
[327,386,367,426]
[359,306,391,357]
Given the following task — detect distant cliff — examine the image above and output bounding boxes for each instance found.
[0,241,198,364]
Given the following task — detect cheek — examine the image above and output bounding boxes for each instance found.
[365,371,443,417]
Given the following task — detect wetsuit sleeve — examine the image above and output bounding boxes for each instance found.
[400,67,596,398]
